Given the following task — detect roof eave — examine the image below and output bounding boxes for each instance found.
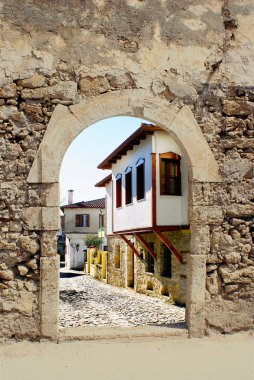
[97,124,162,170]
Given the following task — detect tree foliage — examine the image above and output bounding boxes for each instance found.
[85,234,102,248]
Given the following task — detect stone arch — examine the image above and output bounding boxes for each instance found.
[28,89,220,184]
[26,89,221,339]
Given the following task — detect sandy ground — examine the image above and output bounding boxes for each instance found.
[1,331,253,380]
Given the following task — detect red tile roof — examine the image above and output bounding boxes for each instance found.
[61,198,105,210]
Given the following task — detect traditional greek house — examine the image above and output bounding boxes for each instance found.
[96,123,190,303]
[61,193,106,270]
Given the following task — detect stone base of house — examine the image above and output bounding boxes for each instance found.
[107,231,190,305]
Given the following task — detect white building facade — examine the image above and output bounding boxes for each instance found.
[61,197,106,270]
[97,124,189,234]
[96,124,190,303]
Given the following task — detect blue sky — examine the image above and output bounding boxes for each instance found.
[60,117,148,204]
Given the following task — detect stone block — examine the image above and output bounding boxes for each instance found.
[0,291,34,316]
[190,224,210,255]
[79,75,110,96]
[225,204,254,218]
[17,74,46,88]
[18,264,29,276]
[22,207,42,230]
[0,83,17,98]
[42,207,60,230]
[9,222,22,232]
[222,100,254,116]
[27,105,82,183]
[0,269,14,281]
[18,235,40,254]
[151,79,167,96]
[21,81,77,101]
[107,73,135,89]
[41,183,60,207]
[40,256,60,339]
[41,231,58,257]
[70,92,133,127]
[22,207,59,231]
[219,266,254,284]
[142,103,177,127]
[206,271,219,295]
[205,298,254,333]
[190,206,224,225]
[186,255,206,305]
[185,303,206,337]
[164,77,198,103]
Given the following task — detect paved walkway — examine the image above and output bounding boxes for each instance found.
[59,272,185,329]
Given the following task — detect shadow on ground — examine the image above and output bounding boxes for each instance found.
[60,272,84,278]
[59,262,84,278]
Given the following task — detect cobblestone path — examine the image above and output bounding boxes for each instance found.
[59,273,185,329]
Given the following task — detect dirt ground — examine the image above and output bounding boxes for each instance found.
[1,331,253,380]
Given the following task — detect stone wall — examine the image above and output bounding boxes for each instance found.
[107,232,189,304]
[0,0,253,338]
[107,239,126,289]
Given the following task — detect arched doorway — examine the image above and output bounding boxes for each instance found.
[26,89,221,339]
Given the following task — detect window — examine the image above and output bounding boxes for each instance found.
[115,245,120,268]
[136,158,145,200]
[161,246,172,278]
[160,152,181,196]
[115,174,122,208]
[125,167,132,205]
[76,214,90,227]
[147,242,155,273]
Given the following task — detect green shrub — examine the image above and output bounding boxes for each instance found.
[85,234,102,248]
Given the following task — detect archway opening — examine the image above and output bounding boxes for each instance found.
[27,90,220,339]
[58,115,189,333]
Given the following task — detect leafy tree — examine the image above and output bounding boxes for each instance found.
[85,234,102,248]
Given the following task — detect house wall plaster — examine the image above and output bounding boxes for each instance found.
[112,135,153,232]
[154,131,189,226]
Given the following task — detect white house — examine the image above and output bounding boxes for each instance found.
[61,192,106,270]
[95,123,190,303]
[96,123,188,235]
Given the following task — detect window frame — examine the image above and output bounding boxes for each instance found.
[136,158,145,201]
[115,173,122,208]
[125,166,133,205]
[159,152,181,196]
[75,214,90,227]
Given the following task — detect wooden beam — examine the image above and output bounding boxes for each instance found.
[134,233,157,260]
[119,234,140,258]
[153,225,190,232]
[153,230,182,263]
[113,225,190,234]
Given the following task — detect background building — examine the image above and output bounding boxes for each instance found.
[61,191,106,269]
